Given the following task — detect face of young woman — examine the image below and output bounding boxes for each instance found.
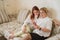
[33,10,39,16]
[40,10,47,18]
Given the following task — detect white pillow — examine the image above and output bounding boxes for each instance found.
[52,25,60,36]
[0,10,10,24]
[17,9,30,24]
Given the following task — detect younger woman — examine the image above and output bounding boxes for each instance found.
[22,6,40,33]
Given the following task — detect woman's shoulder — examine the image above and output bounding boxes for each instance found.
[46,17,52,21]
[27,13,32,18]
[26,14,32,19]
[28,14,31,16]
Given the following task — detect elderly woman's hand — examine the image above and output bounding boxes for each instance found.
[41,27,51,32]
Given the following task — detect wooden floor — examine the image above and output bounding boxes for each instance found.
[0,36,7,40]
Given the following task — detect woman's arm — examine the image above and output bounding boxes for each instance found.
[22,15,31,32]
[33,23,51,32]
[31,19,40,29]
[22,25,26,33]
[41,27,51,32]
[33,24,40,29]
[41,20,52,32]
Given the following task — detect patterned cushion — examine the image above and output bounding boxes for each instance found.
[51,22,60,36]
[0,21,21,36]
[53,26,60,35]
[14,24,32,37]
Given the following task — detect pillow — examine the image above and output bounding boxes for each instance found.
[17,9,30,24]
[51,19,60,36]
[53,26,60,34]
[0,10,10,24]
[51,23,60,36]
[46,34,60,40]
[0,11,3,23]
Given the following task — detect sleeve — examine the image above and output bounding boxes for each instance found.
[46,19,52,31]
[24,15,31,25]
[14,15,31,36]
[21,15,31,30]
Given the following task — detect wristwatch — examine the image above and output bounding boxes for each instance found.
[39,28,41,30]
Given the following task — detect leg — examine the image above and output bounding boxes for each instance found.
[30,33,46,40]
[22,33,31,40]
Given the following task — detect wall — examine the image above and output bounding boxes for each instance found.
[19,0,60,20]
[0,0,20,15]
[0,0,60,20]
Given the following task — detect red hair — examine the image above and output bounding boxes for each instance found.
[30,6,40,19]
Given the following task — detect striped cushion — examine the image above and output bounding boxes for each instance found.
[17,9,30,24]
[0,10,10,24]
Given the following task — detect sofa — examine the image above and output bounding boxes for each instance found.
[0,9,60,40]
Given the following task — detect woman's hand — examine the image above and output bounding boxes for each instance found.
[34,25,40,29]
[31,19,40,29]
[22,26,26,33]
[31,19,37,26]
[32,21,39,29]
[32,22,36,26]
[33,22,40,29]
[41,27,51,32]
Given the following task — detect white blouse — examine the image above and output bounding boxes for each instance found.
[33,17,52,37]
[21,14,38,30]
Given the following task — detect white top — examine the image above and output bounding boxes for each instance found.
[33,17,52,37]
[21,14,37,30]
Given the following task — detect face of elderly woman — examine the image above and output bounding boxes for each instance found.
[40,10,47,18]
